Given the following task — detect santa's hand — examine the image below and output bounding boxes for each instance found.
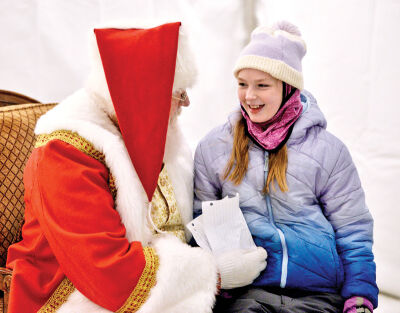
[215,247,267,289]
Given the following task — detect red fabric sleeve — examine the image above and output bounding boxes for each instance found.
[25,139,147,311]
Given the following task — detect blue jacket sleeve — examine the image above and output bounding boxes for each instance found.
[193,141,221,218]
[319,144,378,308]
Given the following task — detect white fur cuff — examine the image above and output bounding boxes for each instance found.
[138,235,218,313]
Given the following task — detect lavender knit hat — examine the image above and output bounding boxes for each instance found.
[234,21,307,90]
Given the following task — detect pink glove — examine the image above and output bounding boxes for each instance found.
[343,296,373,313]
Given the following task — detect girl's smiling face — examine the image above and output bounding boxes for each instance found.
[237,68,283,123]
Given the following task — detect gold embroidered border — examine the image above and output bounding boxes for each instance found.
[116,247,159,313]
[37,277,75,313]
[35,130,117,198]
[109,172,117,200]
[35,130,105,164]
[37,248,158,313]
[150,166,186,242]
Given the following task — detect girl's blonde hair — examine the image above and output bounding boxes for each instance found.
[223,117,288,193]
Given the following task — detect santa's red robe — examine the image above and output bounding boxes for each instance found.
[6,89,218,313]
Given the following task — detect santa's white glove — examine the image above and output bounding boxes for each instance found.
[215,247,267,289]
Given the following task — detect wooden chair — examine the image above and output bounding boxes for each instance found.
[0,90,41,107]
[0,90,56,313]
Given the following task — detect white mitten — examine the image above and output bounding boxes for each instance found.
[215,247,267,289]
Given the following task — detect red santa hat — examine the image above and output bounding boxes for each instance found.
[87,21,196,202]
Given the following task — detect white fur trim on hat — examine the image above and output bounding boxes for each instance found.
[234,55,304,90]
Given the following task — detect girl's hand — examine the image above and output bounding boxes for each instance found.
[215,247,267,289]
[343,296,373,313]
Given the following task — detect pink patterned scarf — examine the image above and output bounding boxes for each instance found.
[241,84,302,151]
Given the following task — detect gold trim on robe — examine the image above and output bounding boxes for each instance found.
[37,278,75,313]
[35,130,117,199]
[37,248,158,313]
[116,247,159,313]
[150,166,186,242]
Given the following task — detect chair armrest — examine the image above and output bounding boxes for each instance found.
[0,267,12,293]
[1,267,12,313]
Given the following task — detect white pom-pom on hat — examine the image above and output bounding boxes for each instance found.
[251,22,305,49]
[271,20,301,36]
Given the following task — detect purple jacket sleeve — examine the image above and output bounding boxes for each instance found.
[193,141,221,218]
[319,144,378,308]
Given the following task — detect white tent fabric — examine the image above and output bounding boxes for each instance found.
[1,0,399,311]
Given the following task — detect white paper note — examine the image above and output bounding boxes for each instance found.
[185,214,211,252]
[187,194,256,255]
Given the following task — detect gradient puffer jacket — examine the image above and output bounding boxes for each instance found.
[194,90,378,307]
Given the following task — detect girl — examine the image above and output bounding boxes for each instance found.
[194,21,378,313]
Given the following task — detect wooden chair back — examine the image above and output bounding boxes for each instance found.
[0,90,56,313]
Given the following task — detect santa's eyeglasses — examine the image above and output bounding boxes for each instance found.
[172,90,188,103]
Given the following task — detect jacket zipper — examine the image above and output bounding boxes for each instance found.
[264,152,288,288]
